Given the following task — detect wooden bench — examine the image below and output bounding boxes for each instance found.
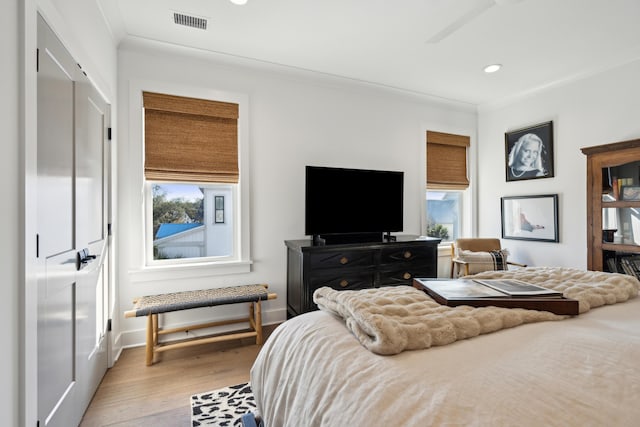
[124,284,277,366]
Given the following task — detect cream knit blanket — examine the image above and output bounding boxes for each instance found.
[313,267,639,355]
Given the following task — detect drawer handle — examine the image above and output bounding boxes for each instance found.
[339,279,349,287]
[403,272,412,280]
[403,251,412,259]
[340,257,349,265]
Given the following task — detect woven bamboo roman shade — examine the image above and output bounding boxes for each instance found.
[143,91,239,183]
[426,131,470,190]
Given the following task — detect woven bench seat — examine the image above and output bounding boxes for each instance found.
[124,284,277,365]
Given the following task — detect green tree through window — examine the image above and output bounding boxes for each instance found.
[152,184,204,238]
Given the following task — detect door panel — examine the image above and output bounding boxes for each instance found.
[37,14,110,427]
[74,66,109,412]
[75,243,107,411]
[37,251,77,426]
[37,15,79,427]
[37,32,75,258]
[76,79,106,245]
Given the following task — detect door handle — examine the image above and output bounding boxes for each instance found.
[76,248,97,270]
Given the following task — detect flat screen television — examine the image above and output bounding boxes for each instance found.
[305,166,404,244]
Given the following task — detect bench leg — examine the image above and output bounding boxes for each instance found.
[254,300,263,345]
[152,313,158,346]
[146,313,157,366]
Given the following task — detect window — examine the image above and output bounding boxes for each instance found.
[426,131,470,243]
[149,182,234,262]
[426,191,462,243]
[143,91,242,266]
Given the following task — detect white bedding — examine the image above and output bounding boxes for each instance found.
[251,269,640,427]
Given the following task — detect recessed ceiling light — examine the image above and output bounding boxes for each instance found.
[484,64,502,73]
[230,0,248,5]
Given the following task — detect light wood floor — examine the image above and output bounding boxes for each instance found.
[79,324,278,427]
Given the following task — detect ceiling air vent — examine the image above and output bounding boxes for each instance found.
[173,12,208,30]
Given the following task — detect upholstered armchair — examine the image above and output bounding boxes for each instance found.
[450,238,527,278]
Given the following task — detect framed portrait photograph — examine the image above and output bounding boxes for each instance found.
[501,194,559,242]
[505,121,554,182]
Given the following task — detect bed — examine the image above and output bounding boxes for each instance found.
[250,267,640,426]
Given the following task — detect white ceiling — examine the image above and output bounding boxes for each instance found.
[98,0,640,106]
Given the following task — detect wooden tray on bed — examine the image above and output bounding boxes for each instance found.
[413,278,579,315]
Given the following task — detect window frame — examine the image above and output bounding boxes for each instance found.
[423,130,473,249]
[426,189,465,244]
[128,81,251,282]
[144,181,239,266]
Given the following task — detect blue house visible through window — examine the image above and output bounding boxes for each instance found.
[151,183,234,260]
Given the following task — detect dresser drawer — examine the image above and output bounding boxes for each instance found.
[380,246,436,265]
[309,250,375,270]
[309,271,375,291]
[304,273,374,313]
[378,265,437,286]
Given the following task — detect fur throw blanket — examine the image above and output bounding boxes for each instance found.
[313,267,639,355]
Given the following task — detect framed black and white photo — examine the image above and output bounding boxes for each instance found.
[501,194,559,242]
[505,121,554,182]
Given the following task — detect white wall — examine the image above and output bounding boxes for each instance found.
[2,1,20,425]
[477,59,640,268]
[116,39,477,347]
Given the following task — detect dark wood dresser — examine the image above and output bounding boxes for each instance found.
[285,236,440,317]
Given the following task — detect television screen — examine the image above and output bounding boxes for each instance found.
[305,166,404,239]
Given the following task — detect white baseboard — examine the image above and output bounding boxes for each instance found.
[109,331,124,366]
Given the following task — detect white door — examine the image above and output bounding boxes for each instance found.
[37,14,110,427]
[74,54,110,414]
[75,52,109,412]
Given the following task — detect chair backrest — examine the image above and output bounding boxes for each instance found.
[454,238,502,253]
[450,238,506,278]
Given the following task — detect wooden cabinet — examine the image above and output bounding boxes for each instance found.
[581,139,640,273]
[285,236,440,317]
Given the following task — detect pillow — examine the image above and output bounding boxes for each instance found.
[454,249,509,277]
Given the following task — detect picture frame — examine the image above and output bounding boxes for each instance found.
[505,121,554,182]
[501,194,559,242]
[214,196,224,223]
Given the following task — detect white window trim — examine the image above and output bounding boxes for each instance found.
[127,79,251,279]
[129,259,253,283]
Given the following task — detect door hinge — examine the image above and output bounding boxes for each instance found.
[107,223,112,236]
[107,318,112,332]
[77,62,87,77]
[36,234,39,258]
[36,48,39,72]
[107,127,112,141]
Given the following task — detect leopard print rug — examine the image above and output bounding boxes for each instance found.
[191,383,256,426]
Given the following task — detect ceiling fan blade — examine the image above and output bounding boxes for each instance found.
[426,0,496,44]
